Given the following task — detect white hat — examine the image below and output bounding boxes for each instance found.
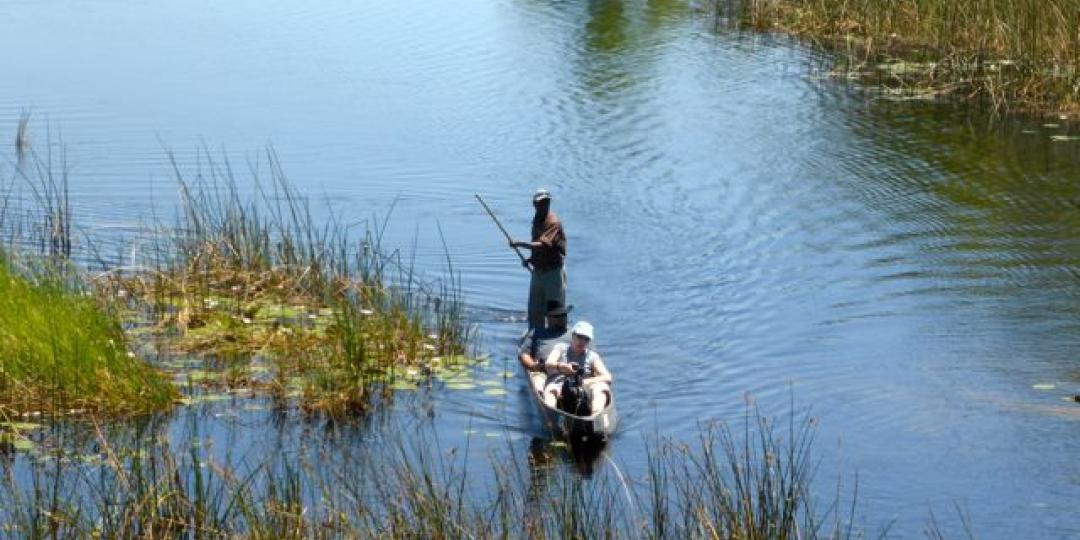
[571,321,594,341]
[532,188,551,202]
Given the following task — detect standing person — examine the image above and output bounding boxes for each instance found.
[510,189,567,330]
[518,301,572,396]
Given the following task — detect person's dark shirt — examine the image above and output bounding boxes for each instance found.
[530,211,566,270]
[518,326,571,370]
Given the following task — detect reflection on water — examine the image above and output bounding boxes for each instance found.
[0,0,1079,537]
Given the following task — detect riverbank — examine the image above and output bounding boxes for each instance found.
[0,141,473,419]
[732,0,1080,118]
[0,255,176,418]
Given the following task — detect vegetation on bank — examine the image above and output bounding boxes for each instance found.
[103,151,474,415]
[1,133,473,418]
[0,255,177,417]
[732,0,1080,117]
[0,410,881,540]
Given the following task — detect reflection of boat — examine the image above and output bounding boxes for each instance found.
[523,359,617,446]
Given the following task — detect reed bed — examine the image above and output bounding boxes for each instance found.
[0,139,176,417]
[0,409,875,540]
[1,122,473,418]
[731,0,1080,116]
[96,148,475,415]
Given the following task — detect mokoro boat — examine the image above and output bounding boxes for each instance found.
[523,360,618,445]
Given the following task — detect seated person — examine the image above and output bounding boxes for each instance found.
[518,301,572,395]
[543,321,612,415]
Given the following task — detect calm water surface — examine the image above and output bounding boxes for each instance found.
[1,0,1079,537]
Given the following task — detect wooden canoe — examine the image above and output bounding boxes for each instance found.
[522,361,617,445]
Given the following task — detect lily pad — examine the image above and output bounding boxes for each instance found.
[1050,135,1080,142]
[177,394,232,405]
[1033,383,1056,391]
[445,382,477,391]
[390,381,417,391]
[0,433,35,451]
[183,370,221,383]
[0,422,41,432]
[483,388,509,397]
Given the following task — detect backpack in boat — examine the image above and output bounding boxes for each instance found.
[559,374,591,417]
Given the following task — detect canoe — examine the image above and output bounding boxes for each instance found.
[522,357,618,445]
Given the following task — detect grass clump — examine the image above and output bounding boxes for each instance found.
[0,255,176,416]
[730,0,1080,117]
[101,149,474,415]
[0,406,877,540]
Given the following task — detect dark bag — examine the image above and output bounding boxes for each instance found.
[559,374,591,417]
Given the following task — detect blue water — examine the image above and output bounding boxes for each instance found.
[1,0,1078,537]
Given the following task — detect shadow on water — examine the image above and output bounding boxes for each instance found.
[825,95,1080,334]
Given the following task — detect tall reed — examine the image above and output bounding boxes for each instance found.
[107,147,474,415]
[731,0,1080,116]
[0,408,875,539]
[0,254,176,416]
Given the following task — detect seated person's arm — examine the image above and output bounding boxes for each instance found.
[518,351,537,370]
[544,344,566,374]
[585,356,612,385]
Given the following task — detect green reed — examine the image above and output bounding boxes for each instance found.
[105,147,474,415]
[0,136,176,416]
[729,0,1080,116]
[0,408,889,540]
[0,255,176,416]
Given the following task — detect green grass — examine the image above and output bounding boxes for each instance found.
[0,255,176,416]
[731,0,1080,117]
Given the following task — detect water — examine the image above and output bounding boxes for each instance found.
[1,0,1079,537]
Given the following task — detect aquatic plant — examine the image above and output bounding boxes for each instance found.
[0,255,176,416]
[99,147,475,415]
[0,408,877,540]
[725,0,1080,117]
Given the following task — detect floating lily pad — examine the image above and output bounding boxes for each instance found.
[445,382,476,390]
[0,433,35,451]
[390,381,417,391]
[1033,383,1055,391]
[178,394,232,405]
[483,388,508,397]
[0,422,41,432]
[1050,135,1080,142]
[484,432,501,438]
[480,380,503,387]
[184,370,221,382]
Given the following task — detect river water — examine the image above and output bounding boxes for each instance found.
[1,0,1079,537]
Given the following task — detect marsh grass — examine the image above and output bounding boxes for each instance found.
[728,0,1080,117]
[0,128,177,418]
[0,254,176,417]
[0,408,870,540]
[1,122,472,418]
[97,148,475,415]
